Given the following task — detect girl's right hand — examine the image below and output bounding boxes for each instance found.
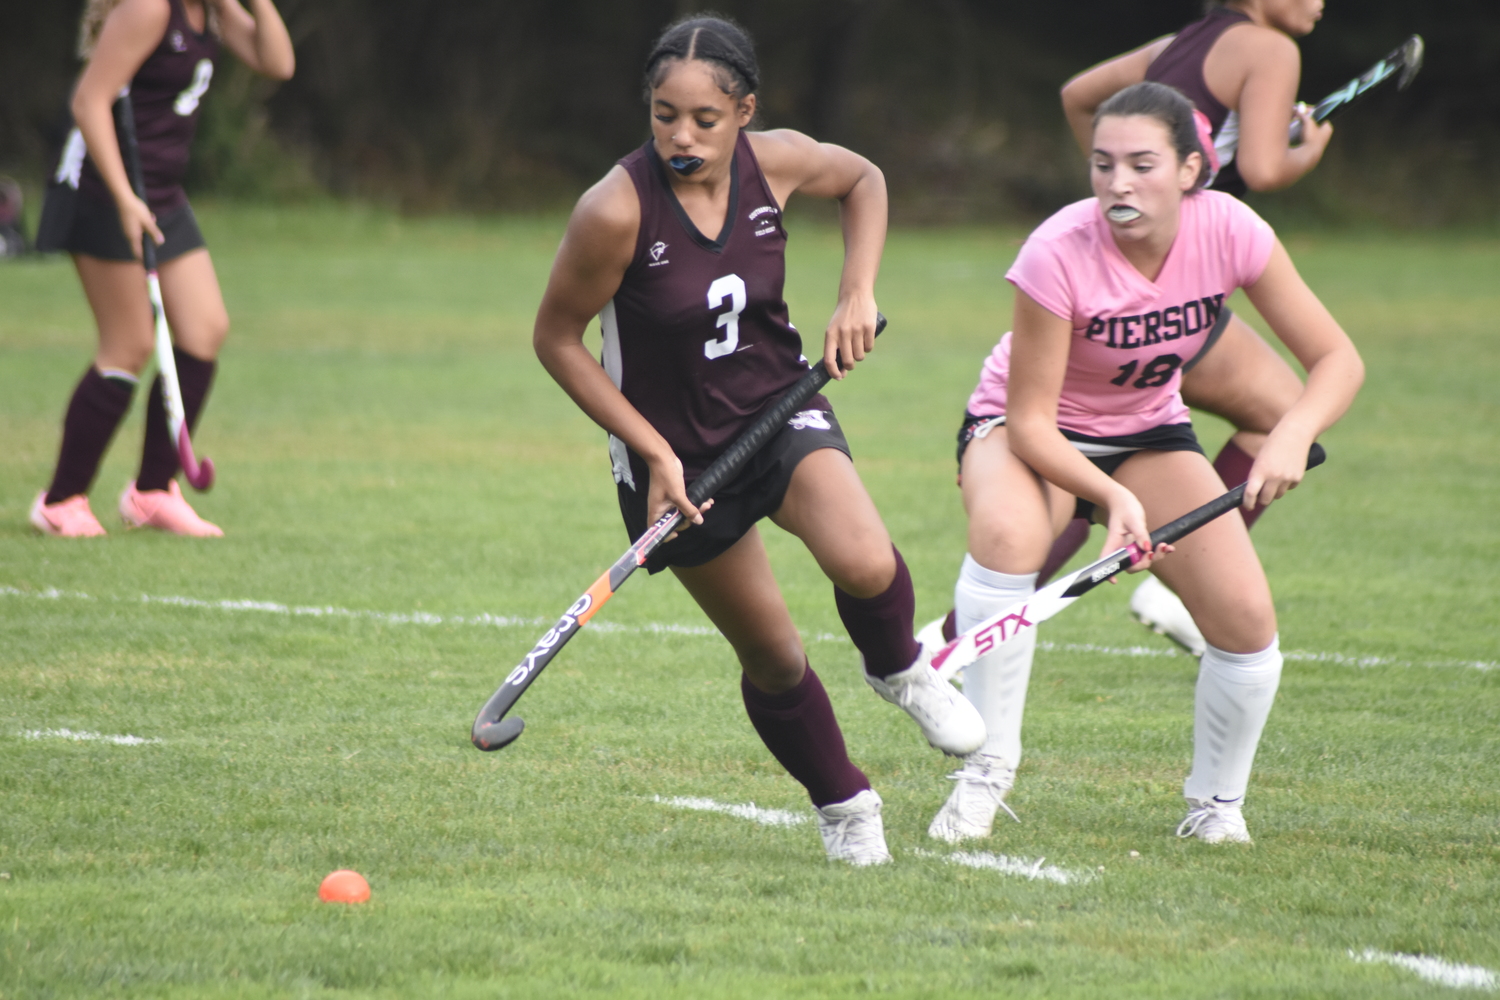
[645,451,710,538]
[1101,485,1171,573]
[117,192,164,261]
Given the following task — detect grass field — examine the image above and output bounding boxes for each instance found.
[2,203,1497,998]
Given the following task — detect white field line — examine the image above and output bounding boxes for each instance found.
[650,795,808,828]
[3,585,1494,671]
[911,848,1093,885]
[23,728,160,746]
[1352,949,1498,991]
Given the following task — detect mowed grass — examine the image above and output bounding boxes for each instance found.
[1,203,1497,999]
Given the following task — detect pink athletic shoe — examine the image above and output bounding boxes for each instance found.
[119,480,223,537]
[30,492,107,537]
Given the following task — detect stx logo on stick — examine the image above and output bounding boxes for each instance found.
[973,605,1036,655]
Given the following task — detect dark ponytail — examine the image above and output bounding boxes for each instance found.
[1094,82,1210,191]
[643,14,760,102]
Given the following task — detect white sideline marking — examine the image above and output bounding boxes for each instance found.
[651,795,808,828]
[3,585,1494,670]
[912,848,1092,885]
[1352,949,1498,991]
[23,728,160,746]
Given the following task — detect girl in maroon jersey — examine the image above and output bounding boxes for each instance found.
[1034,0,1334,651]
[533,15,984,865]
[29,0,292,537]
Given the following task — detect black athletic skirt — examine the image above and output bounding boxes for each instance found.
[35,185,205,263]
[956,412,1205,522]
[617,407,852,574]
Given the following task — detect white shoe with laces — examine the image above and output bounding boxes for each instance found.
[1130,574,1207,657]
[1176,797,1252,844]
[815,789,892,866]
[864,646,986,756]
[927,752,1019,843]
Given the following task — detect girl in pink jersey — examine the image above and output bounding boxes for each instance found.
[931,82,1362,846]
[30,0,293,538]
[1051,0,1334,651]
[531,16,984,866]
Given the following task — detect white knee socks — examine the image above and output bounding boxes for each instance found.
[1183,636,1283,803]
[954,554,1038,768]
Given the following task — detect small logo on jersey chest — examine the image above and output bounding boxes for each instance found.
[170,30,187,52]
[749,205,780,237]
[648,241,670,266]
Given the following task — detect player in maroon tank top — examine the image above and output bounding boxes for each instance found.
[1026,0,1336,651]
[29,0,292,538]
[534,15,985,865]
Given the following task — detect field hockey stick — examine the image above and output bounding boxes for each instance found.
[114,93,215,491]
[930,442,1326,679]
[1289,35,1424,144]
[471,314,887,751]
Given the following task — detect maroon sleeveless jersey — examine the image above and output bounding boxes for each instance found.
[1146,5,1251,196]
[77,0,220,213]
[602,131,825,485]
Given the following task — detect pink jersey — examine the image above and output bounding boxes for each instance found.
[967,191,1275,438]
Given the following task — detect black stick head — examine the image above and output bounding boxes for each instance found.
[1398,36,1424,89]
[668,156,704,176]
[472,716,525,751]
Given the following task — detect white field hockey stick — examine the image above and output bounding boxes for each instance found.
[1288,36,1424,144]
[471,314,886,751]
[929,443,1326,680]
[114,93,215,491]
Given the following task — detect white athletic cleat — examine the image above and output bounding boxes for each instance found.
[815,788,893,866]
[1130,574,1207,657]
[864,647,987,756]
[927,752,1019,844]
[1176,797,1253,844]
[915,615,963,685]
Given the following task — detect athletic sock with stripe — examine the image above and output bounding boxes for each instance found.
[137,347,216,492]
[954,554,1037,768]
[1184,635,1282,803]
[740,665,870,808]
[834,546,921,679]
[44,366,138,504]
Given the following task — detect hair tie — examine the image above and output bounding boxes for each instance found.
[1192,109,1221,180]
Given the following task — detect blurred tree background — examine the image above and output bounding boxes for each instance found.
[3,0,1497,227]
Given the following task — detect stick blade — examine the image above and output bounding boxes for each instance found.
[1398,35,1424,89]
[472,716,525,751]
[177,426,215,490]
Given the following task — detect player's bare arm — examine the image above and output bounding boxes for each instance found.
[750,129,886,379]
[1005,291,1165,569]
[1208,24,1331,190]
[533,169,704,529]
[1060,36,1174,156]
[72,0,172,255]
[211,0,295,80]
[1240,240,1364,507]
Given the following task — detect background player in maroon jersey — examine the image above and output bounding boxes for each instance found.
[30,0,292,537]
[1033,0,1334,651]
[532,16,984,865]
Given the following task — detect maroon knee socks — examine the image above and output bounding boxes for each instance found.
[741,666,869,807]
[834,546,921,679]
[137,347,215,492]
[45,366,137,504]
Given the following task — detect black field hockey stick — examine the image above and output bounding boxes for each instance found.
[471,314,888,751]
[930,443,1327,678]
[114,93,215,490]
[1289,35,1424,144]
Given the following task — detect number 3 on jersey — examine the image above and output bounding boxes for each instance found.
[704,274,746,360]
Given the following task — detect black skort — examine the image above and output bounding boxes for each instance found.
[618,407,851,574]
[36,187,205,263]
[956,412,1204,523]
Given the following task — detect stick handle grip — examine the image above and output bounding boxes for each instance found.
[112,93,158,273]
[1143,442,1326,553]
[686,314,884,506]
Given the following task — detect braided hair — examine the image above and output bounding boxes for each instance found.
[643,14,760,103]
